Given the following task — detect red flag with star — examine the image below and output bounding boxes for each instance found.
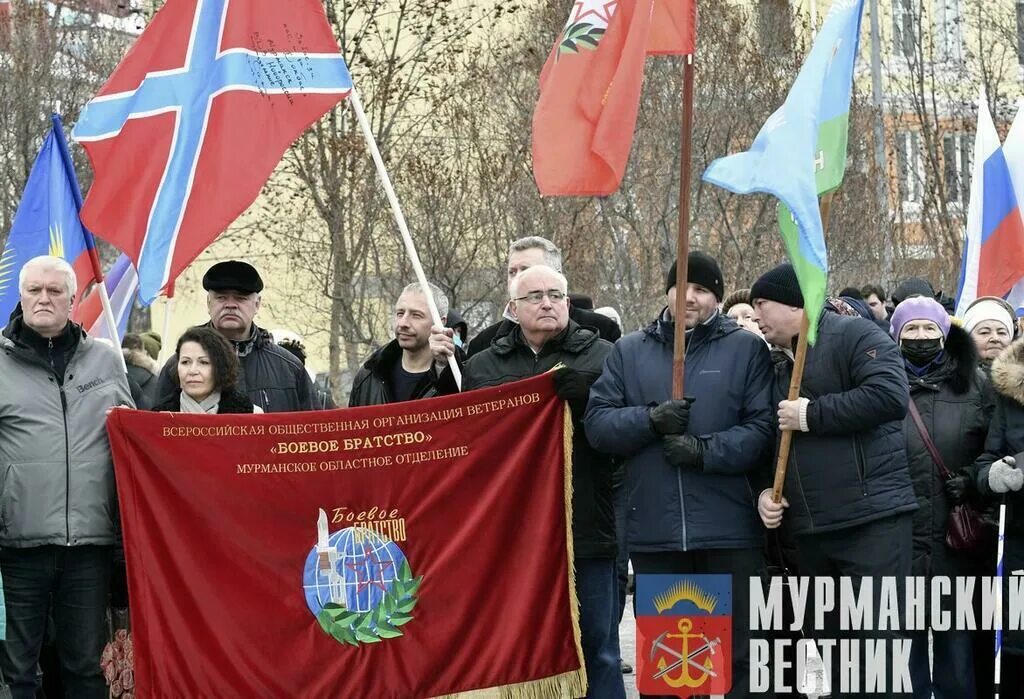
[532,0,695,196]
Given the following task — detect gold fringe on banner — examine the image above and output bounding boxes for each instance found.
[436,394,588,699]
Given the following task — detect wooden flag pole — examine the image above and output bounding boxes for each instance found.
[771,193,833,502]
[672,54,696,400]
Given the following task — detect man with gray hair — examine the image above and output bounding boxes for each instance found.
[0,255,133,698]
[433,264,624,697]
[349,281,456,406]
[465,236,621,356]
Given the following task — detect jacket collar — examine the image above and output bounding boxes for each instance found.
[491,319,596,357]
[903,323,978,395]
[363,339,405,378]
[643,308,732,347]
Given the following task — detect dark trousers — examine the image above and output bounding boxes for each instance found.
[615,481,629,624]
[576,557,626,699]
[0,545,111,699]
[631,546,764,699]
[797,513,914,699]
[909,628,974,699]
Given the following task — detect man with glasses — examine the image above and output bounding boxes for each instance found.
[585,251,774,699]
[466,236,620,357]
[431,264,624,698]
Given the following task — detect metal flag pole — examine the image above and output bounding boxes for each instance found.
[346,89,462,390]
[672,54,696,399]
[52,110,127,372]
[996,494,1007,699]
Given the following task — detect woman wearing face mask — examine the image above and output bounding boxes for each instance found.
[153,326,262,414]
[889,297,994,699]
[963,296,1016,372]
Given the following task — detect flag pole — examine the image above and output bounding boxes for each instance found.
[346,90,462,390]
[672,54,696,400]
[51,112,127,371]
[772,193,833,502]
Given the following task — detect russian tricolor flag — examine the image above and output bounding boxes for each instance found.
[957,95,1024,316]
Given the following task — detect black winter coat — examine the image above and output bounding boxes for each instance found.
[155,323,314,413]
[348,340,447,407]
[467,305,621,357]
[772,311,917,535]
[585,312,774,552]
[975,338,1024,654]
[152,387,257,414]
[459,321,616,559]
[901,324,994,577]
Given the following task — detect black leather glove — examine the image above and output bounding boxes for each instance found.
[944,474,970,504]
[553,368,590,402]
[552,368,592,416]
[649,397,695,435]
[663,434,705,470]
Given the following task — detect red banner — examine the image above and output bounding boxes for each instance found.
[107,374,585,698]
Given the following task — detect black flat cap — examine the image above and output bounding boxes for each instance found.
[202,260,264,294]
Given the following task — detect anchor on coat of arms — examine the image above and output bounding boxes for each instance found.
[649,618,722,690]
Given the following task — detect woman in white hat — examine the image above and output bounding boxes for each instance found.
[963,296,1017,371]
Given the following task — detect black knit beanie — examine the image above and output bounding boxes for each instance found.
[665,251,725,300]
[750,263,804,308]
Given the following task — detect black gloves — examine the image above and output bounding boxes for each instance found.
[553,367,590,402]
[553,368,592,416]
[664,434,705,471]
[649,397,695,435]
[944,474,970,504]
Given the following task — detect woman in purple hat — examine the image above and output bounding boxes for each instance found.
[890,296,995,698]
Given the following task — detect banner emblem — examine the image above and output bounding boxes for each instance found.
[636,574,732,696]
[303,509,421,646]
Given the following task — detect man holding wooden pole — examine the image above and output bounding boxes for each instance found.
[585,251,774,699]
[752,262,917,699]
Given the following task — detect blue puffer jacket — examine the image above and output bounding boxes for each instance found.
[772,311,917,535]
[584,312,774,552]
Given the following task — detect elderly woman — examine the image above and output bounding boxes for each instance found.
[963,296,1016,370]
[890,297,994,699]
[153,326,261,414]
[722,288,762,338]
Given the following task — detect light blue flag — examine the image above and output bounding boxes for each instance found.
[701,0,865,343]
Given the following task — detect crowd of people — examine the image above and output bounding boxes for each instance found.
[3,242,1024,698]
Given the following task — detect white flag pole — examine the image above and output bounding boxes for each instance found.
[160,294,175,363]
[347,89,462,389]
[96,282,128,371]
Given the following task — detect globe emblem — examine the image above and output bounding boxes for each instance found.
[303,525,407,617]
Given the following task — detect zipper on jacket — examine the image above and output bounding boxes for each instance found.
[853,436,868,496]
[59,383,71,546]
[674,335,704,551]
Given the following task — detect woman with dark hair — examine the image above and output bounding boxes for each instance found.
[153,326,261,414]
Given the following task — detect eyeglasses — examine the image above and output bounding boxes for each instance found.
[513,289,567,304]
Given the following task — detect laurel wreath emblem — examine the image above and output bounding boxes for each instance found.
[316,559,422,646]
[558,22,606,55]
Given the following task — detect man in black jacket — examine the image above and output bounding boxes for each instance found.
[466,236,620,356]
[435,264,624,698]
[753,263,917,698]
[349,282,454,407]
[154,260,314,412]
